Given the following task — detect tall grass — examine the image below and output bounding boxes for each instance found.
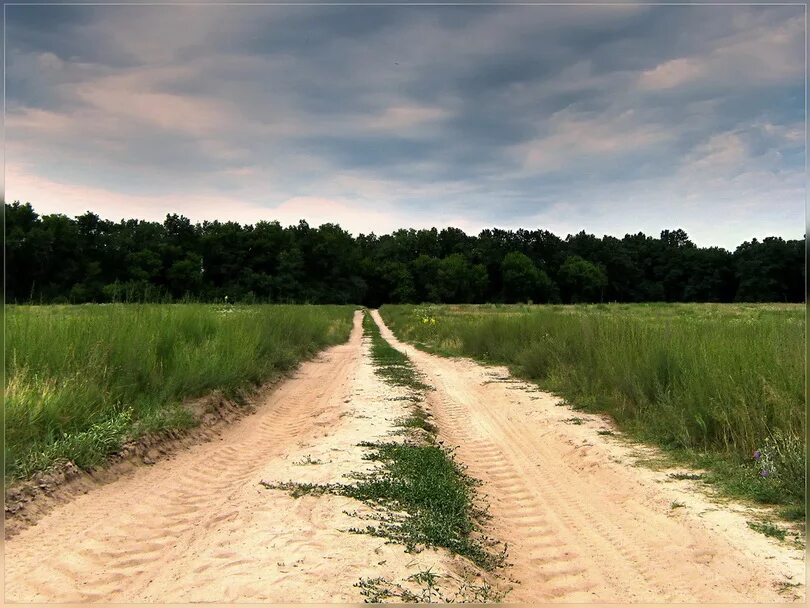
[5,303,355,480]
[380,303,805,515]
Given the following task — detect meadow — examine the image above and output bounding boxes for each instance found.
[5,303,355,481]
[380,303,805,518]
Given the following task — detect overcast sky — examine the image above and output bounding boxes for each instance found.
[4,2,805,249]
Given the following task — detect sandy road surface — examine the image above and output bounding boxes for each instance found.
[371,310,805,603]
[4,311,470,603]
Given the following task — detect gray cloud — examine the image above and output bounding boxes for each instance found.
[5,3,805,249]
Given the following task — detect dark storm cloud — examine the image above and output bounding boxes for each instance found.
[5,3,805,248]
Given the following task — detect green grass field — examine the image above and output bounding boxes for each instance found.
[379,303,805,519]
[5,303,355,481]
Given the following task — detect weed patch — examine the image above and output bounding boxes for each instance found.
[355,568,506,603]
[12,408,135,478]
[747,520,788,541]
[669,472,704,481]
[292,455,325,466]
[262,440,505,570]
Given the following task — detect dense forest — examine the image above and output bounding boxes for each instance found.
[5,201,805,306]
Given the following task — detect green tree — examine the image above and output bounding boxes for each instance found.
[559,255,607,303]
[4,202,804,305]
[410,255,443,302]
[437,254,488,303]
[501,251,553,303]
[167,254,204,298]
[734,237,804,302]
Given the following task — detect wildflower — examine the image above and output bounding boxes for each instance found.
[753,450,762,461]
[760,469,770,478]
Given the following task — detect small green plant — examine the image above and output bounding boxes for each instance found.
[668,472,704,481]
[398,407,438,436]
[775,580,802,599]
[402,568,442,603]
[753,431,805,503]
[355,576,395,603]
[747,520,787,540]
[292,454,324,466]
[670,501,686,510]
[259,480,342,498]
[355,569,507,603]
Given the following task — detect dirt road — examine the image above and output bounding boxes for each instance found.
[5,311,468,603]
[4,309,804,603]
[371,310,805,603]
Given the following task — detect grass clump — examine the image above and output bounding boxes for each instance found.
[292,454,324,466]
[13,408,135,478]
[398,409,438,436]
[259,480,342,498]
[355,568,506,603]
[5,303,355,481]
[380,303,805,517]
[351,441,502,570]
[747,520,788,540]
[264,440,503,571]
[669,472,704,481]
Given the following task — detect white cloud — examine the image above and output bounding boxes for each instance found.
[637,13,803,91]
[683,132,749,174]
[639,58,705,90]
[363,104,449,132]
[515,108,673,172]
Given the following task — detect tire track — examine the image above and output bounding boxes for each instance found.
[371,309,804,603]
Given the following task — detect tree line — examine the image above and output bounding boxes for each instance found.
[5,201,805,306]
